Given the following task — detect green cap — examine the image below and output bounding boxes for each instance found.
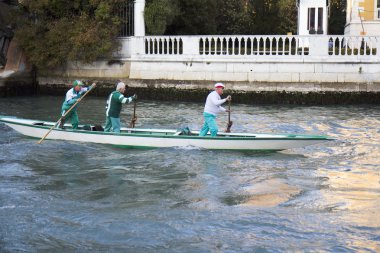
[73,80,84,87]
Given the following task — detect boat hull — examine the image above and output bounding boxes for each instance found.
[0,117,333,151]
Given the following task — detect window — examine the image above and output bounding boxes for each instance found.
[377,0,380,19]
[318,7,323,33]
[308,8,316,31]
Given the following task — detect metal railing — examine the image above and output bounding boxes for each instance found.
[118,0,134,37]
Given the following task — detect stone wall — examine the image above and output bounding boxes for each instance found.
[37,78,380,105]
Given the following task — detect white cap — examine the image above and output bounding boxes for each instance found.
[116,82,126,91]
[214,82,225,89]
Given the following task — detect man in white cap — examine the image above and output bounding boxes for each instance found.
[199,82,231,137]
[104,82,137,133]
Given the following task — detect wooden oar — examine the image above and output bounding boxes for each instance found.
[37,83,96,144]
[225,99,233,133]
[129,96,137,128]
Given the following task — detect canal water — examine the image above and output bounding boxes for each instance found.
[0,96,379,252]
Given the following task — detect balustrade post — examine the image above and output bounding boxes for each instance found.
[182,36,199,56]
[116,38,132,58]
[130,36,145,57]
[309,36,329,58]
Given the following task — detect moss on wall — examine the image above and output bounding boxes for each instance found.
[39,85,380,105]
[2,80,379,104]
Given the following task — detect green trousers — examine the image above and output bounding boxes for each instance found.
[61,108,79,129]
[104,116,121,133]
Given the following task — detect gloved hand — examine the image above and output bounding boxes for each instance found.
[226,95,232,101]
[132,94,137,101]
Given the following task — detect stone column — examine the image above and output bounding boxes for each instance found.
[134,0,145,36]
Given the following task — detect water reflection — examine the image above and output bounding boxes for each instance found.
[318,169,380,227]
[239,178,301,207]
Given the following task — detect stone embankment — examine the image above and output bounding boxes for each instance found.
[36,78,380,105]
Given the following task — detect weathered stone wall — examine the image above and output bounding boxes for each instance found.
[37,78,380,105]
[126,60,380,88]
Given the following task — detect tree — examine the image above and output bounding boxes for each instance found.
[145,0,344,36]
[328,0,346,34]
[166,0,218,35]
[216,0,254,35]
[249,0,282,35]
[12,0,123,70]
[145,0,179,35]
[217,0,294,35]
[277,0,297,35]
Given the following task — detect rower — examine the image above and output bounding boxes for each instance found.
[104,82,137,133]
[199,83,231,137]
[59,80,95,129]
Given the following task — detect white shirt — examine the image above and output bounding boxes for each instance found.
[64,87,88,103]
[203,91,227,116]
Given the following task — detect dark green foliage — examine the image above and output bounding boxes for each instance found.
[144,0,299,35]
[216,0,254,35]
[215,0,297,35]
[145,0,179,35]
[145,0,345,36]
[277,0,297,35]
[165,0,218,35]
[12,0,123,70]
[328,0,346,34]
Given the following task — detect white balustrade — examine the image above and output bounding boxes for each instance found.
[143,36,183,55]
[119,35,379,62]
[328,36,378,57]
[198,36,303,56]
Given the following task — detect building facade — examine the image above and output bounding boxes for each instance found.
[297,0,329,35]
[345,0,380,36]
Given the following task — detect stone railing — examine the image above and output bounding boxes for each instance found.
[328,36,378,57]
[119,35,380,62]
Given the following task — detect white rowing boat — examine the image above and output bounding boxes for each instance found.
[0,116,333,151]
